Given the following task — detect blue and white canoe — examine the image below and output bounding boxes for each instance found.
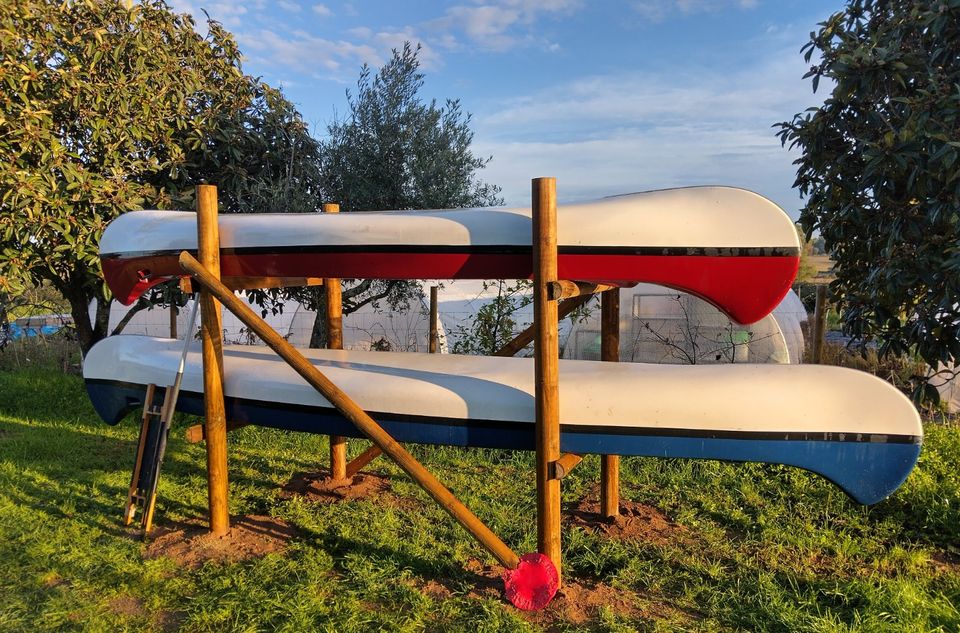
[84,335,922,505]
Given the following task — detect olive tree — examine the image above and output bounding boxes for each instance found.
[295,43,503,347]
[776,0,960,374]
[0,0,321,354]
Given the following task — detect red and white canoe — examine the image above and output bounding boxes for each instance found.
[99,186,800,324]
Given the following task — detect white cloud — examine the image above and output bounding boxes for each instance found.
[427,0,583,51]
[165,0,253,27]
[312,3,333,16]
[471,46,814,215]
[237,27,440,77]
[239,29,379,75]
[277,0,302,13]
[633,0,759,22]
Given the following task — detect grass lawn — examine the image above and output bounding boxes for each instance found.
[1,364,958,632]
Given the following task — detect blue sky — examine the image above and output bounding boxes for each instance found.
[166,0,842,216]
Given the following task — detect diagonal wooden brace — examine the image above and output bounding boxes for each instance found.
[495,293,593,357]
[179,251,520,569]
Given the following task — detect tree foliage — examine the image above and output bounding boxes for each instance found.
[776,0,960,370]
[0,0,322,354]
[291,43,503,347]
[451,281,532,356]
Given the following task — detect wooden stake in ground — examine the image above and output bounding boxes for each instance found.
[169,304,177,339]
[429,286,439,354]
[196,184,230,536]
[532,177,562,582]
[600,288,620,518]
[323,202,347,481]
[812,285,827,364]
[179,251,520,569]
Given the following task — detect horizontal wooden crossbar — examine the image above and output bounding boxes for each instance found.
[184,420,251,444]
[546,280,624,301]
[552,453,584,479]
[179,276,323,294]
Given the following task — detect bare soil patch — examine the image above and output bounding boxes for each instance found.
[108,595,146,617]
[422,558,651,627]
[143,514,297,569]
[931,550,960,574]
[565,487,686,545]
[281,469,425,512]
[281,469,391,503]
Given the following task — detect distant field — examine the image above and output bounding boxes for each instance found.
[805,255,835,281]
[1,366,958,631]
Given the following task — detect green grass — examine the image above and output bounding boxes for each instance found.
[1,365,958,632]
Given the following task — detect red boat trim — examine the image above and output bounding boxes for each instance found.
[102,244,801,259]
[100,248,799,324]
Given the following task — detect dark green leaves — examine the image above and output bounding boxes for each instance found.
[0,0,319,353]
[775,0,960,374]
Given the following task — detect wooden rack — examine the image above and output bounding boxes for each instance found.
[181,178,622,586]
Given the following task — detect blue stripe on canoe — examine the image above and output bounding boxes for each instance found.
[86,380,920,506]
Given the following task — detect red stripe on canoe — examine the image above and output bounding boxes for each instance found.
[101,251,798,325]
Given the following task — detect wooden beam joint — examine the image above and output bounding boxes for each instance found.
[552,453,583,479]
[546,280,627,301]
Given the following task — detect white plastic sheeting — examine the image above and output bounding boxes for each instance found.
[563,284,806,365]
[97,291,448,353]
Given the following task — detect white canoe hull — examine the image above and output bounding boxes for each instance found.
[99,187,800,324]
[84,336,922,504]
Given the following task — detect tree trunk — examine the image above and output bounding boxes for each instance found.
[0,291,9,347]
[309,287,329,349]
[63,279,112,357]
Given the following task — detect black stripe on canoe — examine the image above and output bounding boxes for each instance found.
[86,378,920,446]
[101,244,801,260]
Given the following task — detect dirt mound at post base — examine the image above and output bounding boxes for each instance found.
[143,515,297,568]
[281,469,391,503]
[420,559,652,626]
[565,489,686,545]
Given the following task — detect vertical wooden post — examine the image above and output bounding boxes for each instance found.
[600,289,620,518]
[429,286,439,353]
[812,285,827,364]
[323,202,347,481]
[169,304,177,339]
[533,177,561,582]
[196,184,229,536]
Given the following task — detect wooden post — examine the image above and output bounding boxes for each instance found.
[196,184,229,536]
[323,202,348,481]
[429,286,439,353]
[812,285,827,364]
[600,289,620,518]
[533,177,562,581]
[179,251,520,569]
[169,304,177,339]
